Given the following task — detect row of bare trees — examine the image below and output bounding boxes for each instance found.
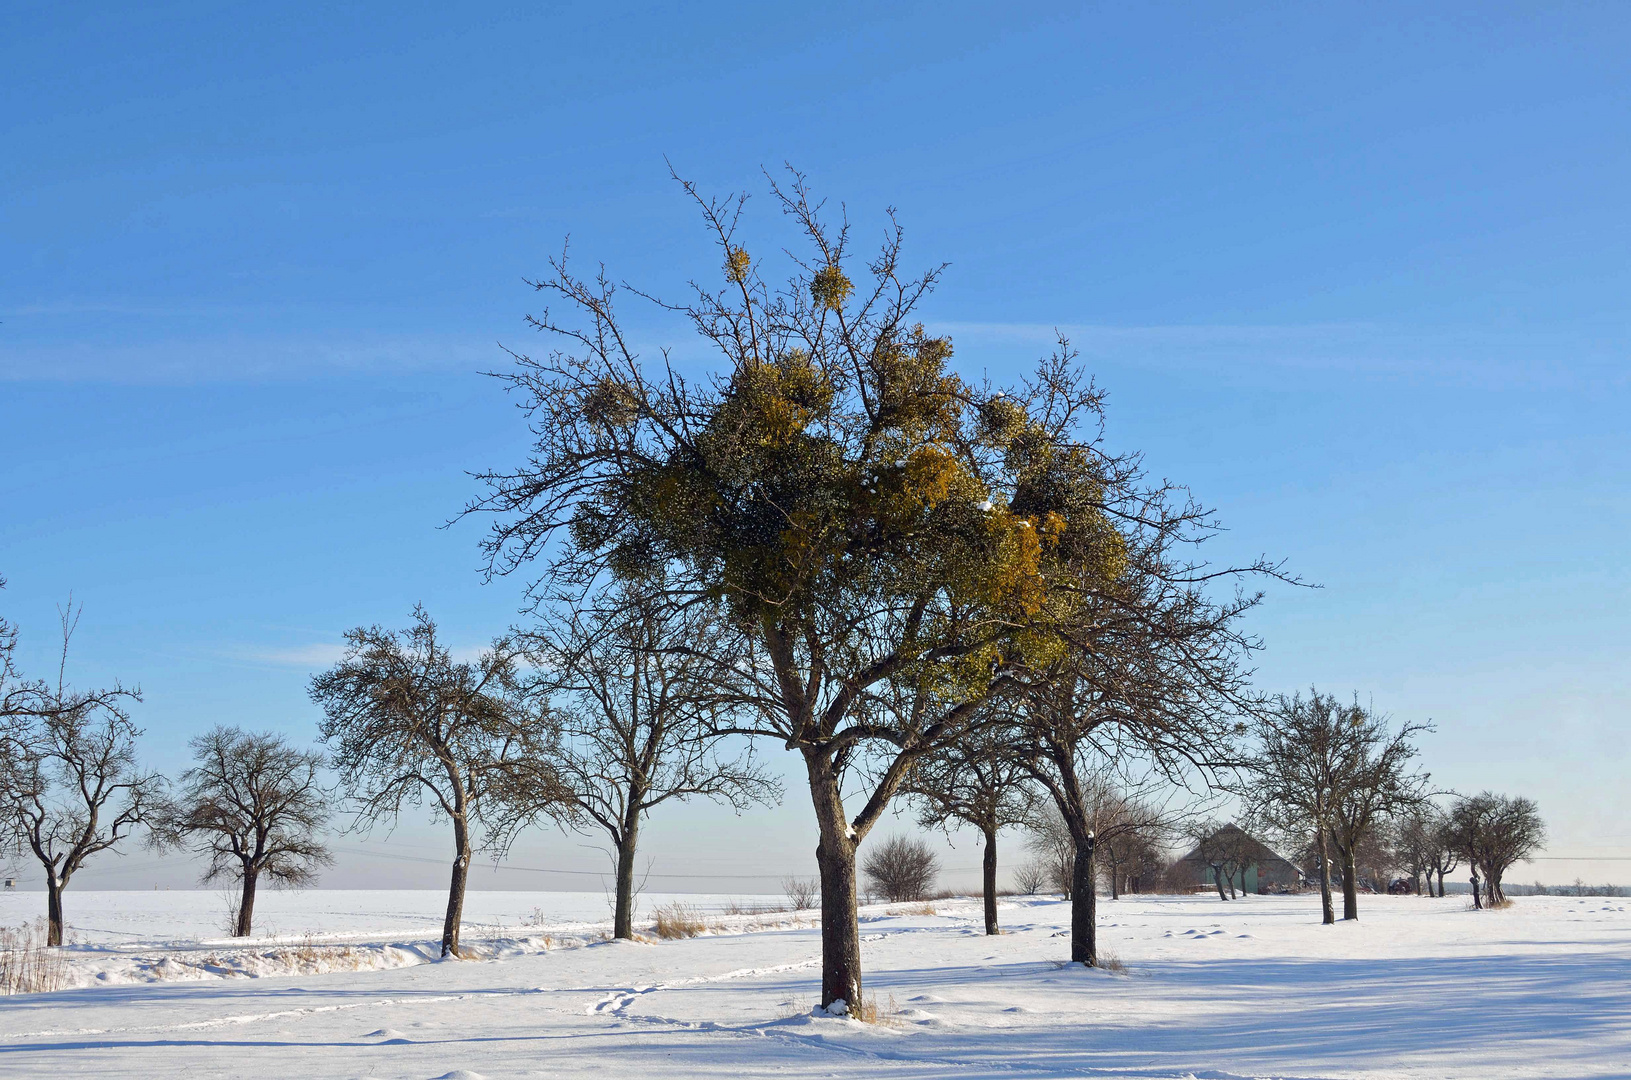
[0,583,335,944]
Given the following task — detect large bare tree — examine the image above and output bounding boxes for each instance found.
[310,607,573,957]
[523,584,779,939]
[1,603,163,945]
[159,726,332,936]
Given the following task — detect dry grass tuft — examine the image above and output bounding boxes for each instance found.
[652,902,707,939]
[0,920,68,995]
[1095,950,1127,975]
[849,992,902,1026]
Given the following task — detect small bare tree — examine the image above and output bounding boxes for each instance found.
[1184,820,1251,900]
[1012,859,1048,895]
[159,727,332,937]
[862,834,939,903]
[1025,803,1076,897]
[310,607,574,957]
[523,584,779,939]
[1,603,163,945]
[904,724,1033,933]
[1448,792,1544,905]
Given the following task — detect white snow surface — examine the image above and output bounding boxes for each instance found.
[2,890,1628,1079]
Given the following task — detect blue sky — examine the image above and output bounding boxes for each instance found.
[3,2,1627,891]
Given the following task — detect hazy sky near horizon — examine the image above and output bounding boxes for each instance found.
[3,3,1627,893]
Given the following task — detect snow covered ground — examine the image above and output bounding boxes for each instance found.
[1,889,1627,1079]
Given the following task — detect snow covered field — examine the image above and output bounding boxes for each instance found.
[2,890,1627,1079]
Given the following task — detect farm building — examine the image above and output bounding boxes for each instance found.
[1171,823,1304,894]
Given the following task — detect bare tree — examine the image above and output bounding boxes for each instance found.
[1012,858,1048,895]
[158,727,332,937]
[1447,792,1545,905]
[1241,690,1425,923]
[1,603,163,945]
[904,724,1033,932]
[1011,571,1258,965]
[1325,703,1429,920]
[1025,803,1076,897]
[523,584,779,939]
[310,607,574,957]
[1184,820,1253,900]
[861,834,939,902]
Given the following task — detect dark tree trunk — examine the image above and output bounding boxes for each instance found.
[1471,875,1482,909]
[613,807,642,940]
[1213,867,1229,901]
[815,835,861,1009]
[46,877,65,947]
[1315,832,1335,925]
[442,813,470,957]
[1340,846,1360,921]
[1436,868,1446,898]
[1108,856,1121,900]
[808,757,862,1011]
[1070,834,1097,965]
[981,824,999,935]
[235,868,259,937]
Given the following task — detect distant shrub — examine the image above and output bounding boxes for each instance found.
[862,835,939,903]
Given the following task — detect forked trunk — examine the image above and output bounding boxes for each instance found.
[235,868,259,937]
[1315,832,1335,925]
[442,813,471,957]
[981,824,999,935]
[613,808,642,939]
[1340,847,1360,921]
[46,878,65,947]
[1069,833,1097,965]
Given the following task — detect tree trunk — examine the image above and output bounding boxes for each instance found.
[1471,875,1482,909]
[1315,832,1335,925]
[808,758,861,1011]
[1436,868,1446,898]
[1340,846,1360,921]
[1214,867,1228,901]
[981,824,999,935]
[1070,833,1097,965]
[613,810,641,940]
[46,877,65,947]
[442,813,470,957]
[1108,857,1121,900]
[235,868,259,937]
